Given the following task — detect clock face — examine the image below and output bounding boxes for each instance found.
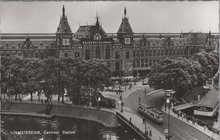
[62,38,70,45]
[124,38,131,44]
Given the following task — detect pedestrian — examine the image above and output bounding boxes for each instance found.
[180,111,183,117]
[139,97,141,103]
[192,120,195,125]
[143,118,145,123]
[178,111,180,118]
[149,129,152,137]
[144,88,147,96]
[145,130,148,137]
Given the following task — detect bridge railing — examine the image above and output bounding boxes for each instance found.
[116,112,150,140]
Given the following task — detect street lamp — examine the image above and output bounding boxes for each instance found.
[97,97,101,108]
[164,89,175,140]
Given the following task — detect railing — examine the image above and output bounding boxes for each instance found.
[116,112,150,140]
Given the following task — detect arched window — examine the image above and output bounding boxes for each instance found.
[95,47,100,58]
[115,51,120,59]
[115,61,120,71]
[105,45,110,59]
[85,49,90,60]
[126,51,130,59]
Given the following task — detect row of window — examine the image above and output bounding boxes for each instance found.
[1,50,56,59]
[114,48,195,60]
[133,48,197,58]
[63,52,80,58]
[1,53,22,57]
[1,45,54,50]
[83,41,111,45]
[85,46,111,60]
[140,40,189,47]
[133,59,161,68]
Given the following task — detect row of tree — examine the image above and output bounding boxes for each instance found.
[1,56,112,104]
[148,50,219,99]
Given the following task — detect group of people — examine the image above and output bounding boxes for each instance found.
[176,110,219,134]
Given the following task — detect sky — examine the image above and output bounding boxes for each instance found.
[0,1,219,33]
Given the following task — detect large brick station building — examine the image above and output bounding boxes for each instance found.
[0,6,219,76]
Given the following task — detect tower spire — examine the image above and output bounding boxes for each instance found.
[62,5,65,17]
[124,7,127,17]
[95,12,100,26]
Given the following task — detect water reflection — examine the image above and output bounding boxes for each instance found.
[1,115,142,140]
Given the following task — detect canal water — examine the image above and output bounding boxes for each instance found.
[1,115,143,140]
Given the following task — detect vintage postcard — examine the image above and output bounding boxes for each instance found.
[0,1,219,140]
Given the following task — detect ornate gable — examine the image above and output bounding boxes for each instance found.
[22,36,35,49]
[163,36,174,47]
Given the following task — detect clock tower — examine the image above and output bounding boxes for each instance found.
[117,7,133,46]
[56,5,72,57]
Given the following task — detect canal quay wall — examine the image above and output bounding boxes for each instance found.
[0,101,119,127]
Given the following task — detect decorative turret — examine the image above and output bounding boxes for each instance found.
[117,7,133,45]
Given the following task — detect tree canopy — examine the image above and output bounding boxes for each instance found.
[1,56,112,104]
[148,50,219,99]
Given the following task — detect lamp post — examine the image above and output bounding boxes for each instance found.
[164,89,175,140]
[97,97,100,108]
[119,93,123,112]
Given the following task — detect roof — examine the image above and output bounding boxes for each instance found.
[132,36,188,48]
[56,6,72,34]
[0,37,55,50]
[196,86,219,109]
[75,24,107,40]
[139,103,151,109]
[117,17,133,34]
[174,103,194,111]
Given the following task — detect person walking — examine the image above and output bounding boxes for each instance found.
[144,88,147,96]
[149,129,152,137]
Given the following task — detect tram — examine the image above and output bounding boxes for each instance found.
[138,103,163,124]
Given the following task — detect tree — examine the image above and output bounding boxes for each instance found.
[39,57,58,102]
[149,57,202,98]
[80,60,112,106]
[1,57,26,100]
[191,51,219,80]
[23,58,42,101]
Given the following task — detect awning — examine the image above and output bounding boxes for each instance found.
[174,103,194,111]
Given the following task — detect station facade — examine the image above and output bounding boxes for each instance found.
[0,6,219,76]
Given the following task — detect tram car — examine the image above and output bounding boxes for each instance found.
[138,103,163,124]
